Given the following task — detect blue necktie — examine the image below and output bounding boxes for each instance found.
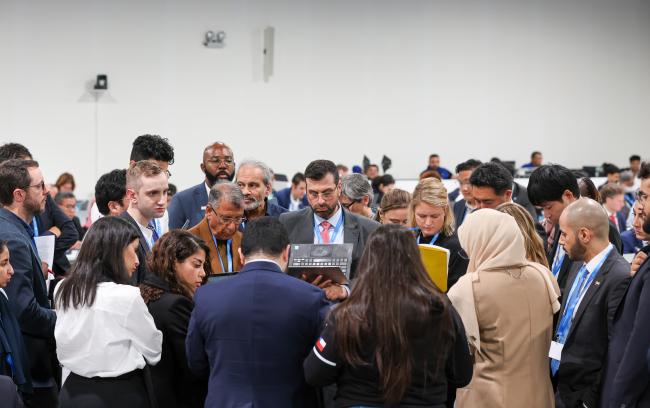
[147,221,160,244]
[551,265,589,376]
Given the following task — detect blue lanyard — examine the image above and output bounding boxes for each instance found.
[314,214,344,244]
[211,235,233,273]
[32,217,39,237]
[418,232,440,245]
[556,246,613,344]
[551,246,565,278]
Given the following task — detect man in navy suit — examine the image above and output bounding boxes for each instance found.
[276,172,308,212]
[186,217,330,408]
[602,163,650,407]
[168,142,236,229]
[0,159,58,407]
[451,159,481,228]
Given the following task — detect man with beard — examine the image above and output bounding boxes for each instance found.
[279,160,379,301]
[551,198,630,408]
[602,162,650,407]
[235,159,287,228]
[119,160,169,284]
[168,142,234,229]
[0,159,58,407]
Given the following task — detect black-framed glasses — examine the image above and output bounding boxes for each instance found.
[165,169,172,178]
[23,180,45,191]
[637,189,648,202]
[340,198,361,209]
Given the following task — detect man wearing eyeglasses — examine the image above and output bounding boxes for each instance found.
[279,160,379,301]
[169,142,236,229]
[0,159,59,407]
[602,161,650,408]
[189,182,245,273]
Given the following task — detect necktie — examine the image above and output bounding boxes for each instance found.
[148,221,160,244]
[320,221,332,244]
[609,213,616,226]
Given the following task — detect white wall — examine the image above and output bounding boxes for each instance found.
[1,0,649,197]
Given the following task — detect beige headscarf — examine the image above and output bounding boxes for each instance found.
[448,209,561,352]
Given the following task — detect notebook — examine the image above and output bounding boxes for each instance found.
[418,244,450,292]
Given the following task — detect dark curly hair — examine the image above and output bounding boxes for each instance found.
[142,230,212,303]
[130,134,175,165]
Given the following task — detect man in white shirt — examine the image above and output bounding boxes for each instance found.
[552,198,630,407]
[119,160,169,284]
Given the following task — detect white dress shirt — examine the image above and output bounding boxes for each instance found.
[55,281,162,378]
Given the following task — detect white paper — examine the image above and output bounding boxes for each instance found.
[549,341,564,361]
[35,235,55,267]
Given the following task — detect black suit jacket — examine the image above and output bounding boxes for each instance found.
[512,182,538,221]
[554,249,630,408]
[453,199,469,228]
[142,275,207,408]
[36,194,78,276]
[0,209,57,385]
[435,233,468,291]
[279,207,380,279]
[119,211,151,285]
[549,223,624,295]
[601,246,650,408]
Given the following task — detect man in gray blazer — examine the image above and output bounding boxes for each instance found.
[279,160,379,301]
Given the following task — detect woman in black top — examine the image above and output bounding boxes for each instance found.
[140,230,212,408]
[409,177,468,290]
[304,224,472,408]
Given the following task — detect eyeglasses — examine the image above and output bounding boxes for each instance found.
[165,170,172,178]
[308,190,336,200]
[210,205,245,225]
[340,198,361,209]
[23,180,45,191]
[207,157,234,165]
[637,189,648,202]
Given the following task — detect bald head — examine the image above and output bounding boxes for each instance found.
[561,198,609,240]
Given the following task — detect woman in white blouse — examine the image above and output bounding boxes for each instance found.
[55,216,162,407]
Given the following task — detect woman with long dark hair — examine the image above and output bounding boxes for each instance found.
[55,216,162,407]
[140,230,211,408]
[304,224,472,407]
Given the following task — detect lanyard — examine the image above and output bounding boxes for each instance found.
[314,214,344,244]
[211,235,233,273]
[32,217,39,237]
[556,246,612,344]
[551,246,565,278]
[418,232,440,245]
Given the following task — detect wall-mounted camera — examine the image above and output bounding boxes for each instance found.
[204,31,226,49]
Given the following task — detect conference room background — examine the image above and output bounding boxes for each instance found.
[1,0,648,197]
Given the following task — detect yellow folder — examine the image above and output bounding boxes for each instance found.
[418,244,450,292]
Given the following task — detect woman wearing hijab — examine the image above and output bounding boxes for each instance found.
[448,209,560,408]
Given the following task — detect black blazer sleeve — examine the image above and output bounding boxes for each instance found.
[438,234,468,290]
[42,195,78,254]
[303,321,340,387]
[445,304,473,388]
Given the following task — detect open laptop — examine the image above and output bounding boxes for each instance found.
[288,243,353,284]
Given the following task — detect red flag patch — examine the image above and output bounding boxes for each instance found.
[316,337,326,352]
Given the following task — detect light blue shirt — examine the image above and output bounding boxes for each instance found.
[313,205,344,244]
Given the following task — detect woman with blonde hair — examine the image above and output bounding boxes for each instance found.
[409,178,468,290]
[448,209,560,408]
[375,188,411,225]
[496,202,549,268]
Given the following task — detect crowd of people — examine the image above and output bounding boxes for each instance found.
[0,136,648,408]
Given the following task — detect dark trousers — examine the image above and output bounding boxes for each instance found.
[23,386,58,408]
[59,371,151,408]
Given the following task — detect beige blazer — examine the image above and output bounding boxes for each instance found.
[189,218,242,274]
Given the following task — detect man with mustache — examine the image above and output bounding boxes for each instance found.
[0,159,58,407]
[602,161,650,407]
[168,142,235,229]
[234,160,287,228]
[279,160,379,301]
[119,160,169,284]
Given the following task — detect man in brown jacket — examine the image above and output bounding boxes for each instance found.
[189,182,244,274]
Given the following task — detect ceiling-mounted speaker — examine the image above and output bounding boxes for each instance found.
[263,26,274,82]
